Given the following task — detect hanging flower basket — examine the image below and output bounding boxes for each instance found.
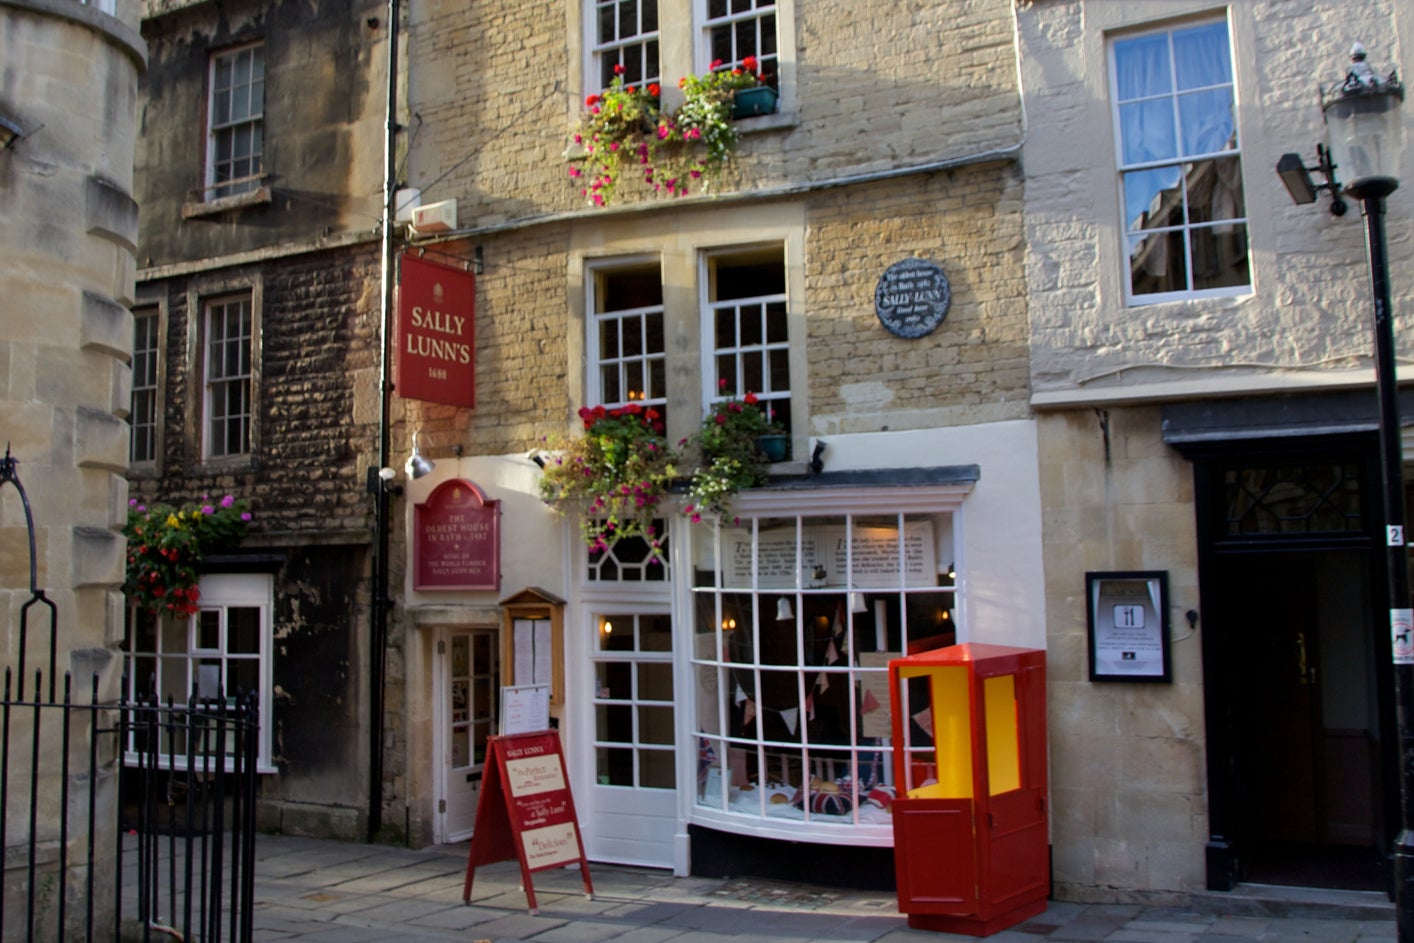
[123,494,253,617]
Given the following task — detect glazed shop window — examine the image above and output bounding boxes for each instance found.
[1109,19,1248,304]
[691,512,957,835]
[206,43,265,200]
[591,0,660,91]
[701,0,778,92]
[123,573,274,771]
[704,246,790,434]
[588,260,668,426]
[593,612,676,789]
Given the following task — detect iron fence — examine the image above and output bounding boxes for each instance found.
[0,668,259,943]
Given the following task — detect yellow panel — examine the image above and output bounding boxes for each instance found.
[985,674,1020,795]
[929,666,973,799]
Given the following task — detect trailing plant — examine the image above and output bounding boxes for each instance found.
[684,385,784,523]
[123,494,252,617]
[569,58,769,206]
[538,403,679,557]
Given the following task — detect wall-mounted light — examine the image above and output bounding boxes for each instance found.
[601,619,613,636]
[0,116,24,150]
[405,431,436,479]
[721,617,736,631]
[365,466,403,496]
[527,449,547,468]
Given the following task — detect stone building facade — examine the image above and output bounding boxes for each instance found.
[1018,0,1413,901]
[0,0,146,932]
[387,0,1045,885]
[129,0,390,840]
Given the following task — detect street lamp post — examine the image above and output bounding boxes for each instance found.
[1279,43,1408,938]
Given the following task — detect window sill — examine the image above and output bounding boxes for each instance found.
[182,186,272,220]
[736,109,797,135]
[123,751,276,775]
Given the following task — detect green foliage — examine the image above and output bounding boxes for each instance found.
[123,494,252,616]
[684,389,784,523]
[538,404,679,558]
[569,58,768,206]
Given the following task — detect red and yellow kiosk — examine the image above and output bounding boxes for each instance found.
[888,643,1048,936]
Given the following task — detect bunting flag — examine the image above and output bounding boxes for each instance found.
[824,637,840,666]
[815,671,830,694]
[779,707,799,735]
[912,706,934,738]
[861,687,881,714]
[741,698,757,729]
[733,682,747,706]
[805,693,815,722]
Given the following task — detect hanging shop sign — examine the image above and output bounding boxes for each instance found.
[397,253,475,406]
[414,478,501,591]
[875,258,951,339]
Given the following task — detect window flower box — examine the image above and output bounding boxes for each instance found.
[732,85,778,119]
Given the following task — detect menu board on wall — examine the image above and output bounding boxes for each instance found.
[461,731,593,913]
[722,521,937,589]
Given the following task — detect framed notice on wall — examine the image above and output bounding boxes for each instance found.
[1086,570,1171,683]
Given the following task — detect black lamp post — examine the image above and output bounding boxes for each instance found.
[1280,42,1409,937]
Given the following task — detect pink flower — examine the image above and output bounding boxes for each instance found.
[220,495,236,508]
[691,513,702,523]
[201,505,214,516]
[240,512,252,521]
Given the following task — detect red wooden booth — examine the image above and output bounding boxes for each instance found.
[888,644,1048,936]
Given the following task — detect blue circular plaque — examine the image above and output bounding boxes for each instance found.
[874,258,951,339]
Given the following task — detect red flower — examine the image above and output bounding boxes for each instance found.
[744,392,758,405]
[648,83,661,97]
[614,63,625,75]
[586,93,601,106]
[742,56,758,72]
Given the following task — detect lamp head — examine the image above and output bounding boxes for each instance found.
[1322,42,1404,200]
[0,116,23,150]
[405,432,436,479]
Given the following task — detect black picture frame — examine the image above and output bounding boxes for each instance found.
[1086,570,1171,682]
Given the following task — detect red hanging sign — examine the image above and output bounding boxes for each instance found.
[462,730,593,914]
[396,254,475,407]
[413,478,501,591]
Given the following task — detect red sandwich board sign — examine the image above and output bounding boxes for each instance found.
[461,730,593,914]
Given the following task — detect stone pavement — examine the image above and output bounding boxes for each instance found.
[146,833,1402,942]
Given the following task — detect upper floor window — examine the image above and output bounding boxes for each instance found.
[204,294,254,459]
[593,0,660,90]
[207,43,265,200]
[1110,20,1248,305]
[588,261,669,424]
[704,247,790,433]
[130,307,161,466]
[702,0,777,91]
[582,0,788,105]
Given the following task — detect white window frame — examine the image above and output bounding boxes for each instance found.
[1108,17,1249,306]
[586,256,669,416]
[699,244,791,429]
[589,610,678,790]
[206,43,265,201]
[130,305,163,467]
[578,0,794,113]
[681,486,968,845]
[589,0,661,92]
[203,293,254,460]
[696,0,778,90]
[123,573,275,773]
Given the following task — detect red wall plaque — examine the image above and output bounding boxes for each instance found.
[396,254,475,407]
[413,478,501,591]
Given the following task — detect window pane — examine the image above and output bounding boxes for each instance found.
[1114,32,1171,99]
[1128,230,1186,295]
[1178,88,1235,156]
[229,607,260,654]
[1123,166,1183,231]
[1189,224,1249,291]
[1185,157,1244,224]
[1119,100,1176,165]
[1172,21,1230,90]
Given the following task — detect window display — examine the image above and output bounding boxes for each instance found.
[689,512,956,838]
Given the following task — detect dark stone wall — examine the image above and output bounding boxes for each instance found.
[135,0,386,266]
[131,240,379,838]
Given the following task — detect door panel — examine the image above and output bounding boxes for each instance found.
[440,629,497,843]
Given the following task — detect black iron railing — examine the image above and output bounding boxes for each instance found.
[0,669,259,942]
